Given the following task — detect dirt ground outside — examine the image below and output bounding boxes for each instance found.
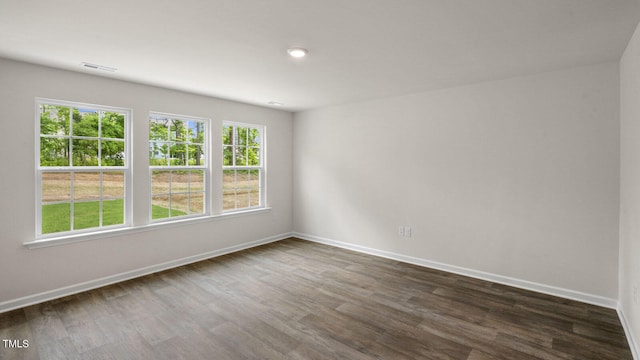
[41,170,260,214]
[222,171,260,210]
[41,172,124,202]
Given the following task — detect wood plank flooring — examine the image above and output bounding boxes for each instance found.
[0,238,632,359]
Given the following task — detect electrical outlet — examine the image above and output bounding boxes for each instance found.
[398,226,405,236]
[404,226,412,237]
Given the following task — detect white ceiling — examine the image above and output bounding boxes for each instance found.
[1,0,639,112]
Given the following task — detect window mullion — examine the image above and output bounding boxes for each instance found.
[247,169,251,208]
[234,126,238,167]
[70,171,75,231]
[187,170,191,215]
[69,106,73,167]
[98,110,102,167]
[234,169,238,209]
[165,120,170,166]
[99,171,104,227]
[168,170,172,217]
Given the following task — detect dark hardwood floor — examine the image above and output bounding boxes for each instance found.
[0,238,633,359]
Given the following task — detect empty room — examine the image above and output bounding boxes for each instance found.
[1,0,640,359]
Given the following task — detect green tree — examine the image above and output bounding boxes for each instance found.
[40,106,126,167]
[150,118,170,165]
[40,105,70,166]
[222,125,260,166]
[101,112,125,166]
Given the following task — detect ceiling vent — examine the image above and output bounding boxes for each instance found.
[81,62,117,72]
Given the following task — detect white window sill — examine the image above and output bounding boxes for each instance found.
[25,207,272,249]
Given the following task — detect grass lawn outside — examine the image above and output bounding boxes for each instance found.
[42,199,187,234]
[151,204,188,220]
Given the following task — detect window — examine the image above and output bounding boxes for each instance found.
[222,123,264,211]
[36,99,130,237]
[149,112,208,221]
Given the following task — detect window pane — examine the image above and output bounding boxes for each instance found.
[188,144,204,166]
[223,170,236,211]
[151,171,170,195]
[184,144,191,166]
[248,148,260,166]
[223,170,235,188]
[171,193,188,214]
[40,105,69,136]
[190,192,204,214]
[103,172,124,199]
[235,146,247,166]
[42,203,70,234]
[102,112,125,139]
[190,170,204,191]
[40,138,69,166]
[238,127,248,146]
[223,190,236,211]
[223,146,233,166]
[170,144,186,165]
[72,139,99,166]
[248,128,260,147]
[151,195,170,219]
[103,199,124,226]
[101,140,125,166]
[236,170,250,189]
[149,141,169,166]
[74,201,100,230]
[235,189,250,209]
[250,170,260,207]
[42,172,70,202]
[150,118,168,141]
[72,108,99,137]
[250,192,260,207]
[188,121,205,144]
[171,171,189,193]
[169,119,185,141]
[223,126,233,145]
[74,172,100,202]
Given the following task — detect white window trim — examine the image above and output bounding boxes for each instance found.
[28,103,272,248]
[149,111,211,223]
[222,121,266,213]
[34,98,133,240]
[24,206,272,249]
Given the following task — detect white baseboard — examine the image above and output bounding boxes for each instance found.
[619,306,640,360]
[293,232,618,309]
[0,232,293,314]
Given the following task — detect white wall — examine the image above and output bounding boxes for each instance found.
[620,21,640,355]
[0,58,293,306]
[293,62,620,300]
[0,53,627,321]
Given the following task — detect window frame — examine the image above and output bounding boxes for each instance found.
[149,111,211,223]
[222,121,266,213]
[35,98,132,239]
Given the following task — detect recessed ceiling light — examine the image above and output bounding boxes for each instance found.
[81,62,117,72]
[287,48,308,58]
[268,101,284,106]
